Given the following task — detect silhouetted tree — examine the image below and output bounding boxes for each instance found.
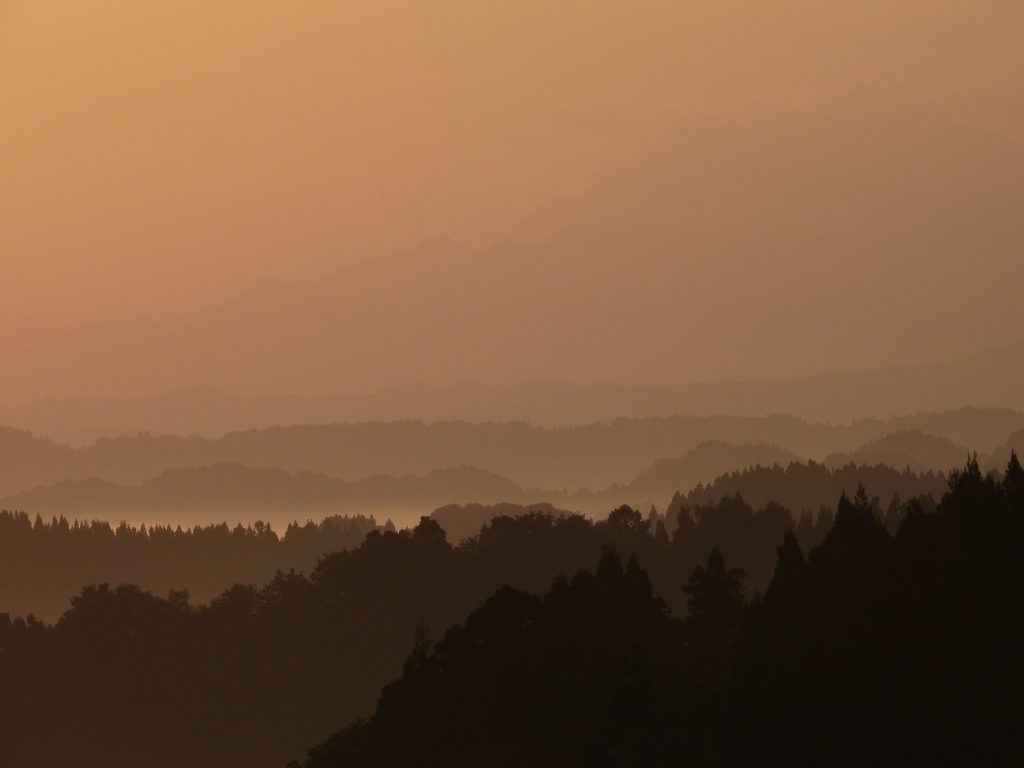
[3,458,1024,768]
[682,548,746,684]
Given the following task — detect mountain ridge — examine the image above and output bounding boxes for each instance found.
[0,207,1022,410]
[3,369,1024,446]
[0,410,1022,499]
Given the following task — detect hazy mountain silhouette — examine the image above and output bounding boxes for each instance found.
[0,442,963,542]
[1001,427,1024,465]
[679,462,948,520]
[824,429,971,473]
[5,360,1024,445]
[0,464,542,527]
[612,441,799,501]
[0,410,1019,499]
[2,105,1024,407]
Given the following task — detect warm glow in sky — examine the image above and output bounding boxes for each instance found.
[0,1,1022,396]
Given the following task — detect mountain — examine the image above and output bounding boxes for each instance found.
[0,435,987,534]
[613,441,800,500]
[993,427,1024,469]
[0,464,549,530]
[0,411,1021,501]
[679,462,950,519]
[4,375,1024,448]
[428,443,800,543]
[0,411,1020,500]
[2,108,1024,411]
[824,430,972,473]
[2,105,1023,410]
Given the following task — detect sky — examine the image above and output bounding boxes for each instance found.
[0,1,1023,395]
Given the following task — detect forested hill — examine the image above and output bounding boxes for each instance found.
[0,463,538,521]
[0,408,1019,497]
[1,459,1020,767]
[822,429,971,472]
[3,337,1024,432]
[2,452,954,531]
[0,512,391,621]
[673,461,949,523]
[292,456,1024,768]
[2,461,953,621]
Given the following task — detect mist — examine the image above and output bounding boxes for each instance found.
[2,4,1024,767]
[0,2,1021,393]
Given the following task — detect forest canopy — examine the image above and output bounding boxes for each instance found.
[1,457,1019,766]
[292,455,1024,767]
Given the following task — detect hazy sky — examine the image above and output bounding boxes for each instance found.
[1,1,1023,391]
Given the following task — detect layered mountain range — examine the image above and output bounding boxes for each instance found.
[2,214,1023,424]
[4,366,1024,447]
[2,417,1020,530]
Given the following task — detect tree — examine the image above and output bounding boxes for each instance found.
[606,505,650,535]
[682,548,745,682]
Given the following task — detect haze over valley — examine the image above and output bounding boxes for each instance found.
[2,2,1023,766]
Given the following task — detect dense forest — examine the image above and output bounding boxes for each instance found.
[0,453,993,766]
[293,455,1024,767]
[6,4,1022,767]
[672,460,947,525]
[0,512,388,620]
[1,462,943,621]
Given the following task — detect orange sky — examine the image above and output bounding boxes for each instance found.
[0,1,1023,394]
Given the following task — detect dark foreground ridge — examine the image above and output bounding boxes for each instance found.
[0,458,1020,766]
[293,455,1024,767]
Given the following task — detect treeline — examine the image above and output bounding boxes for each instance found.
[0,472,944,768]
[430,461,947,546]
[0,460,944,622]
[0,511,389,620]
[822,428,969,472]
[293,455,1024,767]
[430,502,573,544]
[0,447,961,526]
[1,461,952,621]
[0,462,537,521]
[672,459,947,522]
